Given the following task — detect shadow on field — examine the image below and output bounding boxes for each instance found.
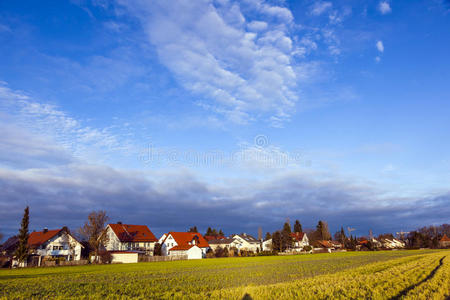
[389,256,445,300]
[242,293,253,300]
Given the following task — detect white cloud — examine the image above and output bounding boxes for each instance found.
[310,1,333,16]
[0,82,134,163]
[376,40,384,53]
[378,1,392,14]
[116,0,299,126]
[247,20,268,32]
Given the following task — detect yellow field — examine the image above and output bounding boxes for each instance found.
[0,250,449,299]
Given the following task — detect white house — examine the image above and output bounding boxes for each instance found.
[290,232,309,251]
[105,223,158,255]
[262,239,272,251]
[380,238,406,249]
[159,232,209,259]
[231,233,261,252]
[208,238,241,251]
[28,227,83,264]
[169,245,203,259]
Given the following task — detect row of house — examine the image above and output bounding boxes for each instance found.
[1,223,269,264]
[3,223,446,265]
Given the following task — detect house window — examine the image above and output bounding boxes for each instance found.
[52,246,63,250]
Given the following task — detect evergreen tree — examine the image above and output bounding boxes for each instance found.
[293,220,302,233]
[15,206,30,264]
[283,221,292,234]
[265,232,272,241]
[218,229,224,236]
[339,227,346,244]
[205,227,213,236]
[272,231,282,252]
[281,221,293,251]
[316,220,331,240]
[188,226,198,233]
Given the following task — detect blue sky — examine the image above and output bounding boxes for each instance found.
[0,0,449,239]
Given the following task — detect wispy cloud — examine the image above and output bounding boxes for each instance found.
[113,0,301,127]
[378,1,392,14]
[0,82,135,164]
[310,1,333,16]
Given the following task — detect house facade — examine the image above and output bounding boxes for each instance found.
[208,238,240,251]
[105,223,158,255]
[159,232,209,259]
[290,232,309,250]
[380,238,406,249]
[28,227,83,263]
[231,233,261,252]
[262,239,272,251]
[439,234,450,248]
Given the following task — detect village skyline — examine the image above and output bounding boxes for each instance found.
[1,0,450,247]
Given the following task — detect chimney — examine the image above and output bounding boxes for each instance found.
[117,221,122,225]
[43,227,48,233]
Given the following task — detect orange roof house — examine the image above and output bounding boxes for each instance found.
[162,232,209,249]
[159,232,210,257]
[28,229,63,248]
[25,227,84,262]
[290,232,306,241]
[108,223,158,243]
[440,234,450,248]
[105,223,158,254]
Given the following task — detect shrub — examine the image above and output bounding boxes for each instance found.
[99,250,112,264]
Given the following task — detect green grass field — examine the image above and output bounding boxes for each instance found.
[1,250,449,299]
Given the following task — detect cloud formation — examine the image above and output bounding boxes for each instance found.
[378,1,392,14]
[0,82,135,164]
[1,160,449,238]
[114,0,300,126]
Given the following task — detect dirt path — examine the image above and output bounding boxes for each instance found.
[389,256,445,300]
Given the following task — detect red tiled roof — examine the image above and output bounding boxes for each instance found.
[109,224,157,242]
[170,245,196,251]
[28,229,62,248]
[290,232,305,241]
[166,232,209,248]
[441,234,450,242]
[204,235,225,241]
[316,240,333,248]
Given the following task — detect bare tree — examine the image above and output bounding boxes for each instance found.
[79,211,109,263]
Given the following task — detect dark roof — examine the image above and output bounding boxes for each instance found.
[109,224,158,242]
[1,236,18,252]
[208,238,235,245]
[234,233,259,243]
